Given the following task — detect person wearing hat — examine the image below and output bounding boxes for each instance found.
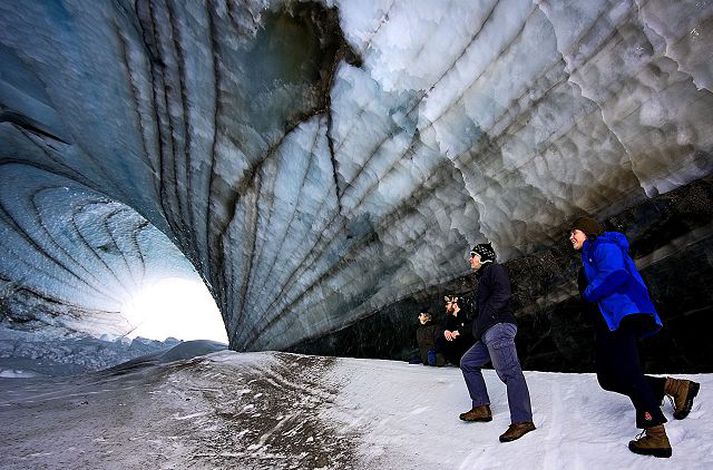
[458,243,535,443]
[570,216,700,458]
[438,295,474,365]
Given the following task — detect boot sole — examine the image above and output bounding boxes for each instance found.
[628,442,672,458]
[673,382,700,420]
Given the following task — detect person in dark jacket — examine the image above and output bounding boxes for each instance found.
[570,216,700,458]
[459,243,535,443]
[438,295,474,365]
[416,312,444,366]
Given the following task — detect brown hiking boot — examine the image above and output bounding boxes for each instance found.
[628,424,672,458]
[499,422,536,442]
[664,377,700,420]
[459,404,492,422]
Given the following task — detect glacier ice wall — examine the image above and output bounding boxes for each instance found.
[1,0,712,352]
[0,165,200,335]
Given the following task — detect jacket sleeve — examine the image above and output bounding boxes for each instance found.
[438,314,453,336]
[457,306,474,339]
[582,243,631,302]
[481,265,511,319]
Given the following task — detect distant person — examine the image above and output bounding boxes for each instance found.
[570,216,700,458]
[416,312,444,366]
[438,295,474,365]
[459,243,535,442]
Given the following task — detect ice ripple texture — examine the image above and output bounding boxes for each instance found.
[0,0,712,350]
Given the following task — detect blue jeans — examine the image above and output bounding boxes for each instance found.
[460,323,533,424]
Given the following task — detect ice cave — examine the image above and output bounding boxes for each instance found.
[1,0,713,369]
[2,1,713,469]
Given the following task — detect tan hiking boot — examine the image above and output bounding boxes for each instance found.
[499,422,536,442]
[628,424,672,458]
[459,404,492,422]
[665,377,700,420]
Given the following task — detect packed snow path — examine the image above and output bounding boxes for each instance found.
[0,351,709,469]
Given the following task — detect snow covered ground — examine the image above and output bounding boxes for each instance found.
[0,348,709,469]
[0,326,190,377]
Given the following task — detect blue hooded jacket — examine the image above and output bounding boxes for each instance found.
[581,231,662,334]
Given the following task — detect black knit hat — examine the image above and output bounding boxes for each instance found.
[571,216,604,238]
[470,243,496,263]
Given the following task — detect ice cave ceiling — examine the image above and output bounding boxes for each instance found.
[1,0,712,356]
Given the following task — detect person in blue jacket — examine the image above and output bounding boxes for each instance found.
[570,216,700,458]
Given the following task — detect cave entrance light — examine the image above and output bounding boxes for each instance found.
[121,277,227,343]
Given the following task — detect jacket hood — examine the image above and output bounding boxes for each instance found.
[596,231,630,251]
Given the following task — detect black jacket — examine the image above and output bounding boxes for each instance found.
[472,262,516,339]
[443,306,472,336]
[437,306,475,364]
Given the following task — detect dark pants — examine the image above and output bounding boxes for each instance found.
[436,336,470,366]
[460,323,533,424]
[594,315,666,429]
